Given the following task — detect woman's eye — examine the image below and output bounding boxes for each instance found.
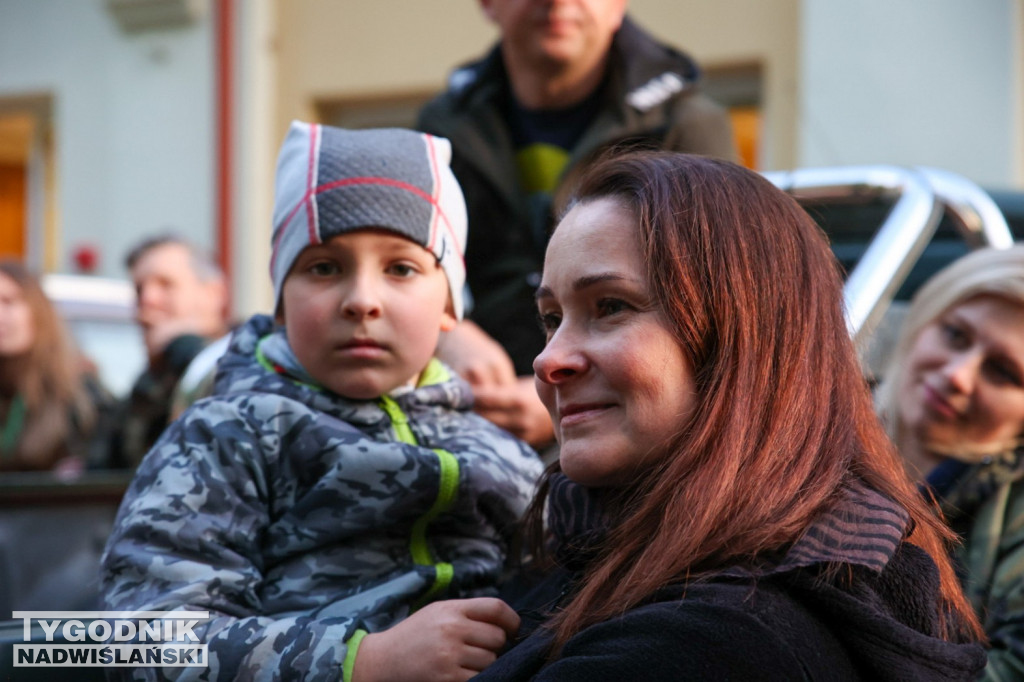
[986,360,1023,387]
[596,298,630,317]
[941,322,969,349]
[538,312,561,336]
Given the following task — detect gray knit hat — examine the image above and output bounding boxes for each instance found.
[270,121,467,318]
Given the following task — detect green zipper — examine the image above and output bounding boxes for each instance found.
[378,394,459,608]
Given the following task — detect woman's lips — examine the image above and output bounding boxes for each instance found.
[558,403,615,427]
[922,383,959,420]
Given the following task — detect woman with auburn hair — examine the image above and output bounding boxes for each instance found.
[0,260,114,472]
[475,151,986,681]
[875,245,1024,680]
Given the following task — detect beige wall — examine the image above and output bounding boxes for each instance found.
[1015,0,1024,183]
[629,0,799,169]
[276,0,497,135]
[274,0,796,166]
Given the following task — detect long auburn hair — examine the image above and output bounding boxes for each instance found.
[528,151,983,649]
[0,260,95,469]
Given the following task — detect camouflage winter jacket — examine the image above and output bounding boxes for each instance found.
[100,314,542,681]
[932,449,1024,681]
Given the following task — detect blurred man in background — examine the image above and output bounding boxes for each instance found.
[419,0,736,448]
[111,234,229,466]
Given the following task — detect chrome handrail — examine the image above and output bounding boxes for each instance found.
[761,165,1013,341]
[916,167,1013,249]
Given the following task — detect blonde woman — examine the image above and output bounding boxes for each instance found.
[876,245,1024,680]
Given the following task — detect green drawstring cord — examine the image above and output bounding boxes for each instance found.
[0,394,25,458]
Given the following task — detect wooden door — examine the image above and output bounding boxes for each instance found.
[0,163,26,259]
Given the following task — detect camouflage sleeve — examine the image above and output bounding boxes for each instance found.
[100,399,356,682]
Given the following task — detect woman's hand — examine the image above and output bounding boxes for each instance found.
[351,597,520,682]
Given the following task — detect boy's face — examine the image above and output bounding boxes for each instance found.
[278,230,457,400]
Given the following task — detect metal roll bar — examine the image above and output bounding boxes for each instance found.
[761,165,1013,341]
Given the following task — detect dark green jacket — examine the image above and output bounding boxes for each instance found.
[936,450,1024,681]
[111,332,209,467]
[417,17,736,374]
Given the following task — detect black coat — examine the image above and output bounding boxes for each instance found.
[476,477,986,681]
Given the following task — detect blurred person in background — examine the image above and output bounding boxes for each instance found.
[418,0,736,450]
[111,234,229,467]
[875,245,1024,680]
[0,260,115,474]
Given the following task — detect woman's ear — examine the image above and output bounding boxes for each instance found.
[440,311,458,333]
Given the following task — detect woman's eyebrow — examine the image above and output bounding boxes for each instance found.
[535,272,637,301]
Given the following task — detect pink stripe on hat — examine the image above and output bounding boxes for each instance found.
[305,123,321,244]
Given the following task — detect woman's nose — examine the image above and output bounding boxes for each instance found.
[533,327,588,384]
[943,351,982,395]
[341,275,382,320]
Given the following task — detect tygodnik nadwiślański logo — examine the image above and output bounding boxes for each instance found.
[13,611,210,668]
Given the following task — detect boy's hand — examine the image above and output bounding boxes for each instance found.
[351,598,520,682]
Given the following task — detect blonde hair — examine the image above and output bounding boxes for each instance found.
[875,245,1024,442]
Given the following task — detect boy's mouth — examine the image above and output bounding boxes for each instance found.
[339,338,388,351]
[335,337,390,361]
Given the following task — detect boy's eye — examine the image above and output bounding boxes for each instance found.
[309,262,340,276]
[387,262,419,277]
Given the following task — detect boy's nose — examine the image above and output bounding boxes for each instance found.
[340,279,382,320]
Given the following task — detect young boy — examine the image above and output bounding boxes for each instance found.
[101,123,542,681]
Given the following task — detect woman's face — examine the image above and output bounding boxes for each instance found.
[898,295,1024,457]
[0,272,34,357]
[534,197,695,487]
